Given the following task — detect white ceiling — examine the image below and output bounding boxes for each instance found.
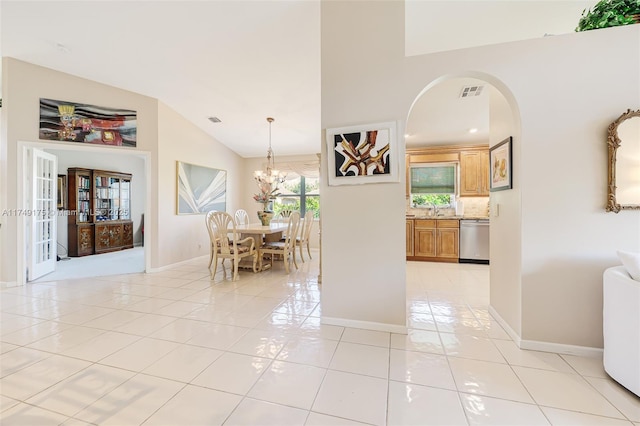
[0,1,591,157]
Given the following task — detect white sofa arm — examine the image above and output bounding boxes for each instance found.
[603,265,640,397]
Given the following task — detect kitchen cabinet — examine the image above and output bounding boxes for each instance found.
[435,220,459,259]
[408,219,459,262]
[460,149,490,196]
[406,219,414,257]
[414,220,437,257]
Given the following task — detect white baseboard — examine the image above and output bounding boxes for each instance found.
[147,255,209,273]
[519,340,603,357]
[488,305,602,357]
[322,316,407,334]
[488,305,521,346]
[0,281,20,289]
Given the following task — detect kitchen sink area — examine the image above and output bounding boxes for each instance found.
[405,144,491,264]
[406,213,490,264]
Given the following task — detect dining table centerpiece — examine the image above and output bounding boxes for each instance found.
[253,183,279,226]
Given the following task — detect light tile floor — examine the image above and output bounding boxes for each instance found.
[1,256,639,425]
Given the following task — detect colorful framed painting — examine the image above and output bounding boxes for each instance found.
[176,161,227,214]
[326,121,398,186]
[39,98,137,147]
[489,136,513,192]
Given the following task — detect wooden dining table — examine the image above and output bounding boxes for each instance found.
[233,222,289,271]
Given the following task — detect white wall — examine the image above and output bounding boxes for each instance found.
[321,1,407,331]
[405,1,594,56]
[323,1,640,348]
[1,58,158,283]
[155,101,244,268]
[0,58,246,280]
[488,85,522,338]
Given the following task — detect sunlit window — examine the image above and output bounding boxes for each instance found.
[272,176,319,218]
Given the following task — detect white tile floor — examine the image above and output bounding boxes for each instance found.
[2,255,639,425]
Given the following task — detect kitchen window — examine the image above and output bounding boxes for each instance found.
[410,164,457,207]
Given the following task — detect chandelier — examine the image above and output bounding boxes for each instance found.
[254,117,286,190]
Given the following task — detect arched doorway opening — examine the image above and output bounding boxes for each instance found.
[403,72,522,341]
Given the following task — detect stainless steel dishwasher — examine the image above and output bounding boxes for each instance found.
[459,219,490,264]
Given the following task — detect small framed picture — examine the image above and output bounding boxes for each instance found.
[57,174,66,210]
[489,136,513,192]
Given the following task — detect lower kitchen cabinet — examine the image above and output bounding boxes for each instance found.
[406,219,414,257]
[414,220,437,257]
[436,222,459,259]
[408,219,459,262]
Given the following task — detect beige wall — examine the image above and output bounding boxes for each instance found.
[321,1,408,330]
[155,101,244,268]
[488,85,522,338]
[0,58,247,281]
[323,1,640,348]
[0,58,158,283]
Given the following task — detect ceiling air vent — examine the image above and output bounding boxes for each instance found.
[459,85,484,98]
[208,116,222,123]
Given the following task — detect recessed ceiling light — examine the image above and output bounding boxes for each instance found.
[404,133,410,138]
[469,128,478,134]
[208,117,222,123]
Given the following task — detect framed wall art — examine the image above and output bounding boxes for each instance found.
[39,98,137,147]
[326,121,398,186]
[489,136,513,192]
[176,161,227,214]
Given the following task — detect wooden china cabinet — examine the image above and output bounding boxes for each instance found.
[67,168,133,256]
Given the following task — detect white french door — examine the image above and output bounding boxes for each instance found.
[27,148,57,281]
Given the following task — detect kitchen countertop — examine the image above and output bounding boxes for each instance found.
[406,215,489,220]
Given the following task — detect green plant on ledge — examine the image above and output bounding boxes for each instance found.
[576,0,640,31]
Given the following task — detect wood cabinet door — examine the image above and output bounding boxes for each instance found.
[405,154,410,199]
[123,222,134,247]
[95,224,110,252]
[437,228,459,258]
[406,220,414,256]
[109,224,123,247]
[77,225,94,256]
[415,228,436,257]
[480,150,490,196]
[460,151,481,196]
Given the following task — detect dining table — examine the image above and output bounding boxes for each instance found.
[233,221,289,271]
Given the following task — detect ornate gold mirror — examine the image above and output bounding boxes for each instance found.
[607,109,640,212]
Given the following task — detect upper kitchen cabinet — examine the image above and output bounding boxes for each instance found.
[460,148,489,197]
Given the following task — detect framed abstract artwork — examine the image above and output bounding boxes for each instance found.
[176,161,227,214]
[326,121,398,186]
[39,98,137,147]
[489,136,513,192]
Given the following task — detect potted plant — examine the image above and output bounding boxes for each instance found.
[576,0,640,31]
[253,183,279,225]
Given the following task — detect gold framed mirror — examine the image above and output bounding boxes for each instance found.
[607,109,640,212]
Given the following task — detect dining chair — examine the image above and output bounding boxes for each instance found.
[206,211,258,281]
[234,209,249,226]
[296,210,314,263]
[259,210,300,273]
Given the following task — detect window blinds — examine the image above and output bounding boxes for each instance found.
[410,166,455,194]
